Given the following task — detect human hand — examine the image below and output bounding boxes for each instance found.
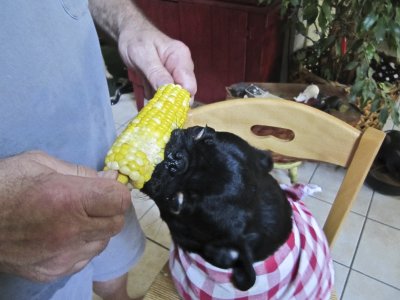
[118,22,197,101]
[0,151,131,282]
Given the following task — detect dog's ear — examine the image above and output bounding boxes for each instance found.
[231,235,257,291]
[259,150,274,172]
[203,238,256,291]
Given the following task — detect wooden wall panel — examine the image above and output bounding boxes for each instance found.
[179,2,248,101]
[135,0,181,38]
[130,0,284,105]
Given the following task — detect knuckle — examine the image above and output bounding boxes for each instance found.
[120,189,132,212]
[173,40,190,53]
[24,150,47,158]
[33,256,74,282]
[99,239,110,251]
[32,273,55,283]
[112,185,131,214]
[109,216,125,236]
[94,239,110,256]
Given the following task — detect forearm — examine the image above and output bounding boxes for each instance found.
[88,0,153,41]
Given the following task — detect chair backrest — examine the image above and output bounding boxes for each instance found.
[184,98,385,247]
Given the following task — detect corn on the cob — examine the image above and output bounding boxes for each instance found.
[104,84,191,189]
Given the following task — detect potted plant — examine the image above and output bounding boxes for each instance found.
[258,0,400,128]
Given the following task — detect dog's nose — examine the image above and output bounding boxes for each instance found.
[166,151,188,176]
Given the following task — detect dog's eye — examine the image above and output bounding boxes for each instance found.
[194,136,214,146]
[169,192,184,215]
[188,191,200,201]
[202,137,214,145]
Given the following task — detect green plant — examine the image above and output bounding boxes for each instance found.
[259,0,400,126]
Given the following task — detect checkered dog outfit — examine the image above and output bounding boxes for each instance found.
[169,184,334,299]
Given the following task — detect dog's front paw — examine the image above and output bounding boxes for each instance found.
[204,245,239,269]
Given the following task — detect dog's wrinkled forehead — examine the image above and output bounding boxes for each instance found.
[150,126,242,199]
[143,126,272,217]
[167,125,224,152]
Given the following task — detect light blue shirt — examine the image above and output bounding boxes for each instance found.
[0,0,115,170]
[0,1,146,299]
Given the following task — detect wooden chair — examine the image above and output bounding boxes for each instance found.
[144,98,385,299]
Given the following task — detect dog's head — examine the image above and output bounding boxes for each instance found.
[142,126,292,290]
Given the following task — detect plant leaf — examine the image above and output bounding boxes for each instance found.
[374,19,387,43]
[295,22,308,36]
[379,107,389,124]
[303,4,319,25]
[362,14,378,31]
[345,61,359,71]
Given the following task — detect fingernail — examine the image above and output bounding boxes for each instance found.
[97,170,118,179]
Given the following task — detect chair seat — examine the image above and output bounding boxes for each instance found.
[143,263,179,300]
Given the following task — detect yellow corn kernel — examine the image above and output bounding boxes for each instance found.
[105,84,190,189]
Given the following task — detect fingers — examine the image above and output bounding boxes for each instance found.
[81,215,126,242]
[122,35,197,99]
[171,67,197,105]
[31,239,110,282]
[54,160,98,178]
[163,41,197,97]
[79,177,132,217]
[97,170,118,179]
[24,151,99,178]
[158,45,197,98]
[134,47,175,91]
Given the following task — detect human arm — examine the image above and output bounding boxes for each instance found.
[0,151,131,282]
[88,0,197,98]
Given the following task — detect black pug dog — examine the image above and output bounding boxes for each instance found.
[142,126,292,291]
[377,130,400,180]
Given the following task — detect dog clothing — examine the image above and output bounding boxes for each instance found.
[169,184,334,300]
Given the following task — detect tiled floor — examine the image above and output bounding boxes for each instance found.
[109,94,400,299]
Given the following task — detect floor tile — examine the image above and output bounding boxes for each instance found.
[382,117,394,131]
[139,204,172,248]
[131,189,155,220]
[92,241,169,299]
[302,195,331,227]
[342,270,400,300]
[332,262,349,298]
[352,219,400,288]
[351,184,374,216]
[270,168,292,185]
[330,212,365,267]
[310,163,344,203]
[127,240,170,298]
[368,193,400,229]
[310,163,373,216]
[93,292,101,300]
[271,161,318,185]
[116,120,129,135]
[297,161,319,183]
[111,93,137,128]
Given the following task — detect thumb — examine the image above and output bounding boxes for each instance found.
[27,151,99,178]
[97,170,119,179]
[53,161,98,178]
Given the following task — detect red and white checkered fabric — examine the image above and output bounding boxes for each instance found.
[169,184,334,300]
